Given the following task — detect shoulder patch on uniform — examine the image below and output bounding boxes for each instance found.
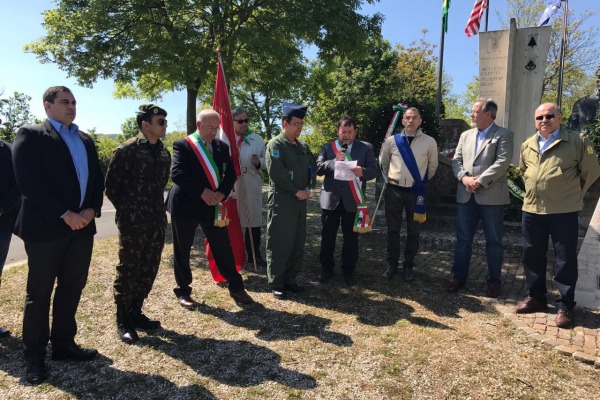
[272,150,280,159]
[587,144,594,155]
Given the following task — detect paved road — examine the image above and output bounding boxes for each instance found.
[4,197,118,267]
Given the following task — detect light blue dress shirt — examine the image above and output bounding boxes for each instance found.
[537,127,560,154]
[475,123,493,153]
[49,118,89,206]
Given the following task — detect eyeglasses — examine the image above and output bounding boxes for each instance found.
[535,114,555,121]
[158,118,168,126]
[291,122,304,127]
[234,118,249,124]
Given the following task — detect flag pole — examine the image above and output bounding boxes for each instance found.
[556,0,568,108]
[435,15,446,117]
[484,0,489,31]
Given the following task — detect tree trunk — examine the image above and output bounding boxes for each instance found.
[186,87,199,134]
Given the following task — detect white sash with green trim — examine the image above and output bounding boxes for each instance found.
[331,140,372,233]
[186,133,229,227]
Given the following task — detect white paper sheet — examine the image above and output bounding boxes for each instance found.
[334,160,358,181]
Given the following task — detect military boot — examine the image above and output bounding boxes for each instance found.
[130,299,161,330]
[0,279,9,338]
[117,303,139,345]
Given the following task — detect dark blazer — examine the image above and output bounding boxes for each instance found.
[165,137,235,218]
[316,140,379,212]
[11,121,104,242]
[0,140,20,232]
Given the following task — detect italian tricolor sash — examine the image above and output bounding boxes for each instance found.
[331,140,371,233]
[186,133,229,227]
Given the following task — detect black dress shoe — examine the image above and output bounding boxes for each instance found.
[403,267,414,282]
[284,283,305,293]
[272,288,286,299]
[131,312,161,330]
[343,273,356,286]
[230,289,255,305]
[318,270,334,283]
[0,326,10,338]
[118,324,139,345]
[178,295,198,310]
[383,265,397,279]
[26,360,47,385]
[51,343,98,361]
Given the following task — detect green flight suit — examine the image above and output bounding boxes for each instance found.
[265,132,316,288]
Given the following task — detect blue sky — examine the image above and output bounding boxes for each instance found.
[0,0,598,134]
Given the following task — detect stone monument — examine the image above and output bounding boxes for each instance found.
[567,66,600,132]
[479,19,551,164]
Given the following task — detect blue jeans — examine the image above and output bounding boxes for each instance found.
[452,196,504,284]
[0,229,13,276]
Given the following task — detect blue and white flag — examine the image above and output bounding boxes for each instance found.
[538,0,562,26]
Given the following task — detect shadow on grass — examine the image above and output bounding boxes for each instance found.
[145,328,317,389]
[197,302,353,346]
[0,338,216,398]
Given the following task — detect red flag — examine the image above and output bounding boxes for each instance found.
[206,54,245,282]
[465,0,488,38]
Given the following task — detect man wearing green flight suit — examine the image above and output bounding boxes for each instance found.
[266,103,316,299]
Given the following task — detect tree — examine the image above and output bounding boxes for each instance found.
[27,0,382,134]
[119,117,139,141]
[0,91,38,142]
[305,35,442,155]
[500,0,599,116]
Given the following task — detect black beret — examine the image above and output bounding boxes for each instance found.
[137,104,167,117]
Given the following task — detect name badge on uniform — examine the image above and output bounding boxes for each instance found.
[289,171,294,180]
[272,150,280,159]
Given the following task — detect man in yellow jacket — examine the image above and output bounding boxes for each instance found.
[515,103,600,328]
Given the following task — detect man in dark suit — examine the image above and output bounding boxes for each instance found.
[165,109,255,309]
[448,99,513,298]
[12,86,104,385]
[316,116,378,285]
[0,128,21,338]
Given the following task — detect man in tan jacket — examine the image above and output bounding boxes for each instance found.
[380,107,438,282]
[516,103,600,328]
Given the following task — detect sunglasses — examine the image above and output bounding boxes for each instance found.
[234,118,249,124]
[157,118,168,126]
[535,114,554,121]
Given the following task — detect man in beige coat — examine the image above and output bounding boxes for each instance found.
[516,103,600,328]
[380,107,438,282]
[229,108,267,267]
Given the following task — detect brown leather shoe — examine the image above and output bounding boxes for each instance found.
[447,279,466,293]
[178,295,198,310]
[515,296,548,314]
[555,309,574,328]
[486,283,501,298]
[230,289,255,305]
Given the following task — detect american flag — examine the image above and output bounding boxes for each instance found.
[465,0,488,38]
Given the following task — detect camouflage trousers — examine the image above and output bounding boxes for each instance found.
[113,224,166,306]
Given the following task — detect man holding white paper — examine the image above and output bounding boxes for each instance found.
[316,116,378,285]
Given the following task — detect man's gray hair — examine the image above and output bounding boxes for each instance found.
[197,109,220,122]
[476,98,498,119]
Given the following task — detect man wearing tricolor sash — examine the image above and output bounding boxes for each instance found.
[166,109,255,308]
[380,107,438,282]
[316,116,378,286]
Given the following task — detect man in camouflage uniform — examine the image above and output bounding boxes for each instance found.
[265,103,316,299]
[105,104,171,344]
